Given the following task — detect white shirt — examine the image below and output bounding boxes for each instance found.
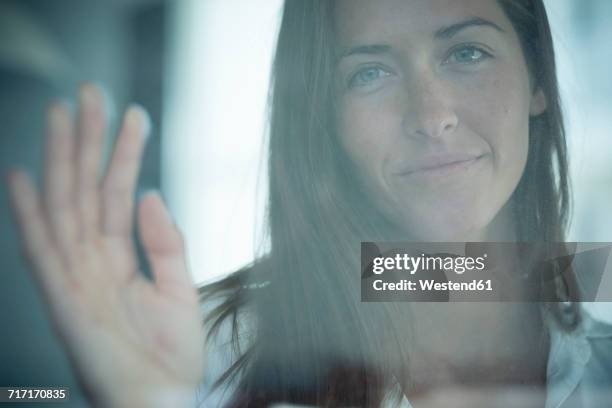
[198,304,612,407]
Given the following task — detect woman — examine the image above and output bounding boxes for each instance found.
[6,0,611,407]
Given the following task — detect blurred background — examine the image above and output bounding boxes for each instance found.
[0,0,610,405]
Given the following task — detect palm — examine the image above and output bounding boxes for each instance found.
[6,85,205,407]
[58,258,204,403]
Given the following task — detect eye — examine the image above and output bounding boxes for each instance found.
[444,45,491,65]
[348,66,391,88]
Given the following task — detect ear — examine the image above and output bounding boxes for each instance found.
[529,87,547,116]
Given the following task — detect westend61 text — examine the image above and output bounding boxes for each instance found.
[373,279,493,292]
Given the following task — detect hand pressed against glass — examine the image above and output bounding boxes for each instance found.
[6,85,204,407]
[335,0,547,242]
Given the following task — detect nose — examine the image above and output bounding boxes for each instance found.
[401,74,459,140]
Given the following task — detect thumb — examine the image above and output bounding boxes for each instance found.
[138,191,195,297]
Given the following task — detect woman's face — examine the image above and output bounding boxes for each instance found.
[334,0,547,241]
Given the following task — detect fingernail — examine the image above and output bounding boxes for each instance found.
[138,187,160,202]
[128,104,152,140]
[48,101,71,134]
[79,82,115,121]
[79,83,99,108]
[95,82,116,124]
[142,189,160,205]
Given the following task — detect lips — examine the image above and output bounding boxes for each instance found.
[395,153,485,177]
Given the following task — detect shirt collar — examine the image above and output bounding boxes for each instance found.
[545,304,612,408]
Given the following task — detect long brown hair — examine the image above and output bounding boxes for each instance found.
[199,0,578,406]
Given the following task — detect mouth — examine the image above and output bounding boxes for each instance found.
[395,154,487,179]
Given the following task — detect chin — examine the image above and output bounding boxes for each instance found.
[397,207,495,242]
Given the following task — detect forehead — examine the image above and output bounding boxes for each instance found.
[335,0,512,45]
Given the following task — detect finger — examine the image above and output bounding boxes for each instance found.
[76,84,107,240]
[101,105,150,237]
[43,101,78,261]
[137,192,196,301]
[6,170,69,303]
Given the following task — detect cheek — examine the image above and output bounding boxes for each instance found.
[337,95,401,188]
[462,69,530,177]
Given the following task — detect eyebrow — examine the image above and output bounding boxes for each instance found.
[434,17,505,39]
[338,17,505,60]
[340,44,392,59]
